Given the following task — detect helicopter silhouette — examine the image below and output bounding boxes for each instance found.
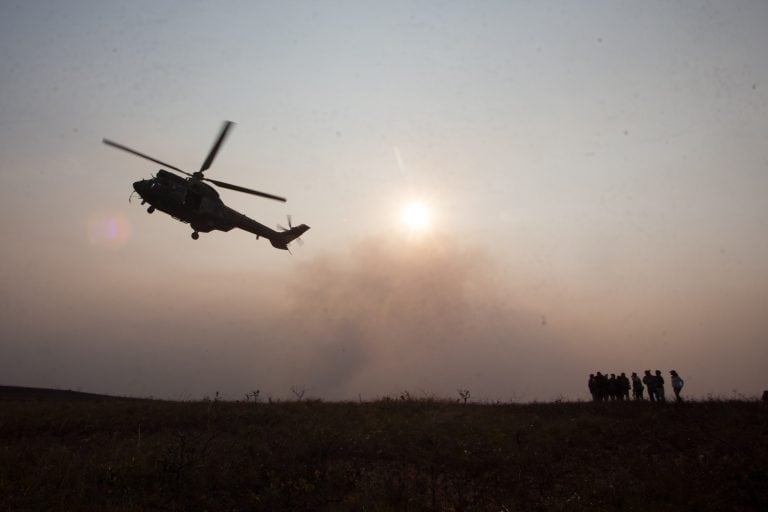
[103,121,309,250]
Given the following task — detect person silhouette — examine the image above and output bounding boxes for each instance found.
[608,374,618,401]
[618,373,630,401]
[670,370,684,402]
[643,370,656,402]
[654,370,666,402]
[631,372,644,400]
[596,372,609,401]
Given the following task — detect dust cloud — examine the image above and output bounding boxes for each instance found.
[0,232,765,400]
[249,235,577,401]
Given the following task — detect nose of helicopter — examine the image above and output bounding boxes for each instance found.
[133,179,149,196]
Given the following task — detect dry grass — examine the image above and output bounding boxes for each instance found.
[1,391,766,511]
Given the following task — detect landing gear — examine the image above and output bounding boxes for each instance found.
[147,206,155,214]
[191,231,200,240]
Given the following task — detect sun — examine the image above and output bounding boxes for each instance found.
[401,200,431,231]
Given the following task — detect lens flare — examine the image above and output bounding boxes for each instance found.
[87,211,132,248]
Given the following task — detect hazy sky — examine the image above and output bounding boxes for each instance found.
[1,1,767,400]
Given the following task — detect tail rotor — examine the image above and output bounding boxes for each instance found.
[277,215,306,247]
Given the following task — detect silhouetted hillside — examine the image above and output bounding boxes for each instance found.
[0,385,123,401]
[1,395,766,511]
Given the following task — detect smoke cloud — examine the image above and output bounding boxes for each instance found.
[1,232,765,400]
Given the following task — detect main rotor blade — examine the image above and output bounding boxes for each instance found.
[199,120,234,174]
[102,139,193,176]
[205,178,287,202]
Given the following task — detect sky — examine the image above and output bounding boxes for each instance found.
[1,1,767,401]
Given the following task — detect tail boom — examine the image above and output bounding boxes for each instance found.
[269,224,310,250]
[231,209,309,250]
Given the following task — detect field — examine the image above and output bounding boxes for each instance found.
[1,386,766,511]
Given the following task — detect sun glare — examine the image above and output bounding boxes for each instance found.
[401,201,431,231]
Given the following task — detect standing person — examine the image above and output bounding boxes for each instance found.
[608,374,618,401]
[670,370,684,402]
[595,372,608,401]
[588,374,597,401]
[631,372,644,400]
[654,370,666,402]
[643,370,656,402]
[619,373,631,401]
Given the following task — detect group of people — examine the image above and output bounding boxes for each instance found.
[588,370,685,402]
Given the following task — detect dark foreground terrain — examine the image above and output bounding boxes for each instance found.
[1,387,766,511]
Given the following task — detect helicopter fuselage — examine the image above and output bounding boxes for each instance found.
[133,170,304,248]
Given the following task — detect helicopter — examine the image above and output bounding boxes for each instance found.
[102,121,309,250]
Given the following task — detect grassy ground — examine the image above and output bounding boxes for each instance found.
[1,390,766,511]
